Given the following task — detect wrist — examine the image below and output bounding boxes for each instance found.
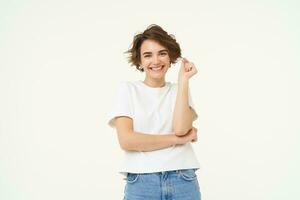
[178,76,189,85]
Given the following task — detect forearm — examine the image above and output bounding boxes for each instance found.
[123,131,177,152]
[172,78,193,135]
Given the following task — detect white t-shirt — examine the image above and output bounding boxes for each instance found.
[108,80,200,176]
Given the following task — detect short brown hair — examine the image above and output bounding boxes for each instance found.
[125,24,182,72]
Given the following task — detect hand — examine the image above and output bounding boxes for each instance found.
[174,127,198,145]
[178,58,198,82]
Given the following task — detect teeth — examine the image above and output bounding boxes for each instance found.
[151,66,163,71]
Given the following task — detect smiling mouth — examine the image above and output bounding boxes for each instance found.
[150,65,164,72]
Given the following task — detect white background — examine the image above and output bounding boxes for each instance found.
[1,0,299,199]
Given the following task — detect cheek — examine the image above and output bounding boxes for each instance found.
[141,58,150,66]
[163,56,171,63]
[163,57,171,66]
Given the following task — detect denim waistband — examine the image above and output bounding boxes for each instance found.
[128,168,197,175]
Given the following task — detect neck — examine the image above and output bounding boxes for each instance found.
[143,77,166,88]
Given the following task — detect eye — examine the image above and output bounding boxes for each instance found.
[144,55,151,58]
[160,52,167,56]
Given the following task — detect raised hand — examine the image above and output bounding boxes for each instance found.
[178,57,198,83]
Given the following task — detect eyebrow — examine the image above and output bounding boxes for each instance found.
[142,49,168,55]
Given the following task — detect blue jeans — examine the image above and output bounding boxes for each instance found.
[123,169,201,200]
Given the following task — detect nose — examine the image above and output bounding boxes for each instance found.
[152,55,159,64]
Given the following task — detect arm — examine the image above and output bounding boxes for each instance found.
[115,116,197,152]
[172,79,194,136]
[172,58,198,136]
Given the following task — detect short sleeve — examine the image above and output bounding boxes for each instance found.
[188,86,198,121]
[108,82,134,128]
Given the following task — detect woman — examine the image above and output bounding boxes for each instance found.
[108,24,201,200]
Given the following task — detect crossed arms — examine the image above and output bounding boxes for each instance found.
[114,79,198,152]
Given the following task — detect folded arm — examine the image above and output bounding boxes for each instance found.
[172,79,195,136]
[114,116,197,152]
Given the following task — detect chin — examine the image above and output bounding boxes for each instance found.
[150,74,165,80]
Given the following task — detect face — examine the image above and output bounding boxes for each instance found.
[139,39,171,81]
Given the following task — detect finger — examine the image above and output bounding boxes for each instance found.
[192,137,197,142]
[194,134,198,142]
[190,63,194,69]
[186,63,192,71]
[192,64,197,72]
[186,64,191,72]
[189,63,195,71]
[184,57,189,63]
[181,57,188,66]
[185,63,192,72]
[188,62,196,71]
[187,66,197,75]
[192,135,197,142]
